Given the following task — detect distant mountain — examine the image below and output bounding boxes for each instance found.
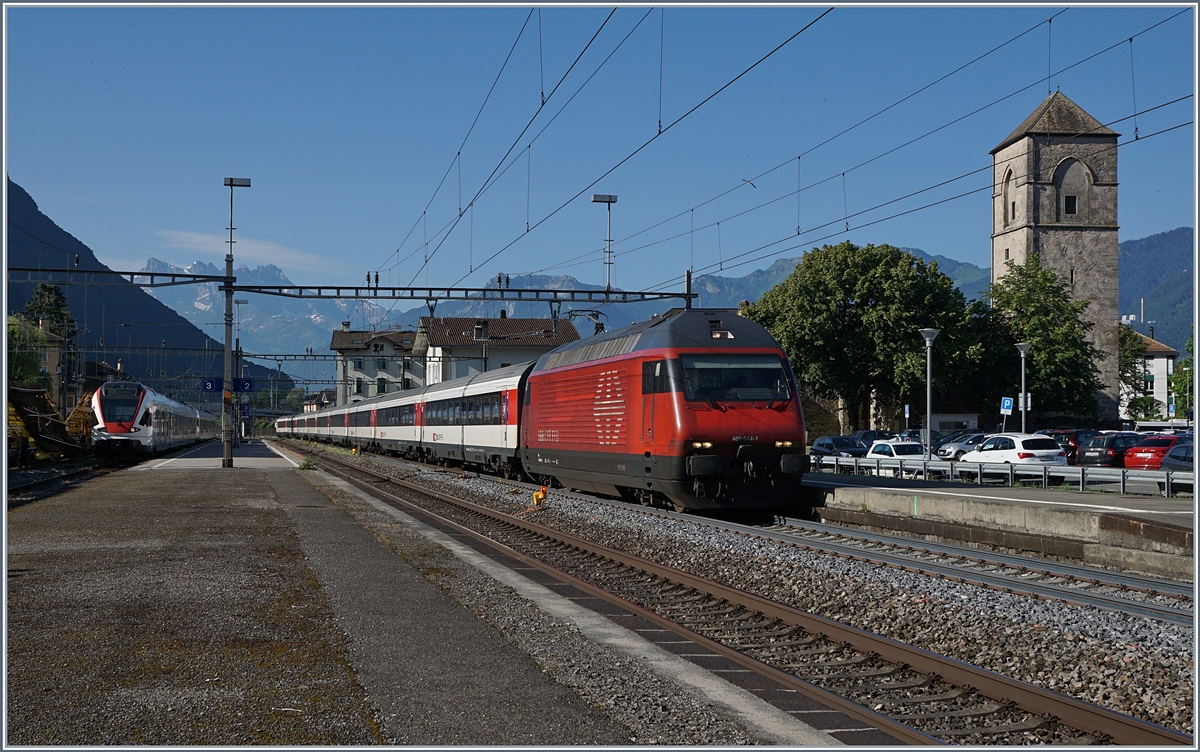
[139,258,392,358]
[6,178,293,402]
[1118,227,1193,354]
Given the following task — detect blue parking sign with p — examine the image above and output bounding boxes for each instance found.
[1000,396,1014,415]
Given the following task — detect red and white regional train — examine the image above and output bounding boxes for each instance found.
[277,308,809,511]
[92,381,219,458]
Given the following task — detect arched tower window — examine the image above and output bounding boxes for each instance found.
[1002,168,1014,226]
[1052,158,1093,223]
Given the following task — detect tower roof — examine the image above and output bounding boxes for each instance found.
[990,91,1119,154]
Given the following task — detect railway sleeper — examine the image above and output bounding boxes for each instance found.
[800,666,901,680]
[932,717,1050,737]
[893,702,1004,721]
[873,689,965,705]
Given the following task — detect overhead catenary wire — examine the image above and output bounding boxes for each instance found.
[527,8,1076,276]
[634,118,1192,297]
[449,7,835,288]
[405,8,620,287]
[376,9,537,276]
[526,8,1190,278]
[539,94,1189,291]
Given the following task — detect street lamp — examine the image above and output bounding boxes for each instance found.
[918,328,939,460]
[222,177,251,468]
[591,194,617,291]
[1015,342,1031,433]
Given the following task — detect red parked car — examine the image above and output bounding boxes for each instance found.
[1125,435,1194,470]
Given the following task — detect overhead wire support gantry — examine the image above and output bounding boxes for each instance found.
[8,267,699,308]
[7,267,227,288]
[231,283,695,307]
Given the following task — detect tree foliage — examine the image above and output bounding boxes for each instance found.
[743,241,970,431]
[1125,395,1164,421]
[1117,323,1149,399]
[986,253,1104,418]
[7,315,52,389]
[18,283,74,338]
[1168,334,1193,416]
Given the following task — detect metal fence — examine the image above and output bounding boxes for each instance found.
[809,455,1195,498]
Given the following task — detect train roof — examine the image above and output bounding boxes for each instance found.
[294,361,535,418]
[532,308,782,373]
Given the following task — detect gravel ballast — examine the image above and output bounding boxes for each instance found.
[335,449,1195,737]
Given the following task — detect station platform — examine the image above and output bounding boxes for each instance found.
[6,440,842,746]
[802,473,1194,581]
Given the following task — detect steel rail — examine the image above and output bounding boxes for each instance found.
[773,516,1194,598]
[285,443,1193,620]
[300,446,1192,746]
[301,449,937,745]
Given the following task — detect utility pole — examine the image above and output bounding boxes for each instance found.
[222,177,250,467]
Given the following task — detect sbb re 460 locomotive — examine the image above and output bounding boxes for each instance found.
[277,308,808,511]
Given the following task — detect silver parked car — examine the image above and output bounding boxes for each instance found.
[936,432,989,460]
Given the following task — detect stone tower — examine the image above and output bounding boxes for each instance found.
[989,91,1120,420]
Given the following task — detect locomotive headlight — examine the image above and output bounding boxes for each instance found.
[690,440,713,449]
[775,440,793,448]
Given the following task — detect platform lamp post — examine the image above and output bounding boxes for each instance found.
[918,328,939,460]
[591,194,617,292]
[1015,342,1031,433]
[222,177,251,468]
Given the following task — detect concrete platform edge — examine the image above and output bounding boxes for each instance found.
[300,466,844,747]
[817,488,1193,581]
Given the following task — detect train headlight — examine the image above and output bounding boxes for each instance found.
[689,440,713,449]
[775,440,793,448]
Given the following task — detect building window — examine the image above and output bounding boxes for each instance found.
[351,338,362,344]
[1064,195,1078,215]
[1004,248,1010,261]
[377,359,386,370]
[355,378,363,394]
[354,359,363,369]
[377,377,387,394]
[1070,269,1075,285]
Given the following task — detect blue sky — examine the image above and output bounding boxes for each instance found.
[5,5,1196,297]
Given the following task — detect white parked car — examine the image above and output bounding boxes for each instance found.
[956,433,1066,480]
[866,439,928,477]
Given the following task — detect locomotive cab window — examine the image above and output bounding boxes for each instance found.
[679,354,792,403]
[642,359,681,394]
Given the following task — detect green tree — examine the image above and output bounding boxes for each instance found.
[1118,323,1149,400]
[7,315,52,390]
[744,241,971,433]
[1168,334,1193,418]
[18,283,74,338]
[1126,395,1164,421]
[986,253,1104,418]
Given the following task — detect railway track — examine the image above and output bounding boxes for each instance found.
[755,518,1193,624]
[6,465,104,504]
[292,444,1192,746]
[290,441,1192,625]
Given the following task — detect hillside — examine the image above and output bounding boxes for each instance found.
[1118,227,1193,353]
[6,178,293,401]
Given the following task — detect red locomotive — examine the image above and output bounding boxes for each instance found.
[520,308,808,510]
[279,308,809,512]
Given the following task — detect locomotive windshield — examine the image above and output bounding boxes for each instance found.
[99,385,141,423]
[679,354,792,403]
